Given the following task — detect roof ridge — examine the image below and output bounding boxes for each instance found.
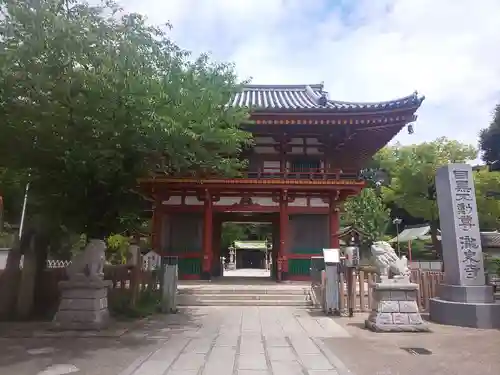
[243,83,324,91]
[328,91,425,106]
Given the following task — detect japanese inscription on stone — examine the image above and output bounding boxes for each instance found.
[452,169,481,280]
[435,164,485,286]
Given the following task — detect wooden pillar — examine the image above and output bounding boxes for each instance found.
[278,190,288,280]
[329,193,340,248]
[151,195,162,253]
[212,217,222,277]
[280,133,287,176]
[202,189,213,280]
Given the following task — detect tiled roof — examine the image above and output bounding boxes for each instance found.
[229,84,425,113]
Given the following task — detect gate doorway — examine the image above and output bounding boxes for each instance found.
[213,212,279,280]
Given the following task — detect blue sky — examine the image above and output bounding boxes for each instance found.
[117,0,500,155]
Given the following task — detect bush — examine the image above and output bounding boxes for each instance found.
[108,289,161,320]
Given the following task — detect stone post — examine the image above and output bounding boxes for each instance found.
[429,164,500,328]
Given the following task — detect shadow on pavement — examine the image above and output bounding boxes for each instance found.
[0,309,203,374]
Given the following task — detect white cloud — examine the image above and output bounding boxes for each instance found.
[117,0,500,153]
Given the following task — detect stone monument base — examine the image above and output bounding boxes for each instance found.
[365,280,430,332]
[429,284,500,329]
[53,279,112,330]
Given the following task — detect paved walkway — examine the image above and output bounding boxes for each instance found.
[122,307,352,375]
[0,307,352,375]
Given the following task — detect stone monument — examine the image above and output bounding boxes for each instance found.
[430,163,500,328]
[365,241,429,332]
[53,239,112,330]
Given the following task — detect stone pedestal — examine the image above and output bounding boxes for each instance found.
[430,164,500,328]
[365,281,429,332]
[429,284,500,328]
[53,279,112,330]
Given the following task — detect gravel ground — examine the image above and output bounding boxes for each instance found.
[322,313,500,375]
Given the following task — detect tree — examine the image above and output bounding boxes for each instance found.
[479,104,500,166]
[374,137,477,257]
[342,188,391,242]
[0,0,251,239]
[474,169,500,230]
[220,223,272,250]
[0,0,251,318]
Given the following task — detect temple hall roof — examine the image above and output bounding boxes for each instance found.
[229,84,425,113]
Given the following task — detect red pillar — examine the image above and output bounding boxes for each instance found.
[279,190,288,280]
[329,200,340,249]
[151,195,162,253]
[202,189,213,279]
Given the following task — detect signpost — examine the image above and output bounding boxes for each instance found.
[322,248,341,316]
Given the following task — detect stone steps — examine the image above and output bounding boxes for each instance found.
[177,298,312,306]
[177,285,313,307]
[178,288,310,295]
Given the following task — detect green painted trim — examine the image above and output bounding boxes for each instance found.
[288,259,311,276]
[178,258,201,275]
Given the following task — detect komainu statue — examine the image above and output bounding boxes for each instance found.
[66,239,106,282]
[371,241,410,281]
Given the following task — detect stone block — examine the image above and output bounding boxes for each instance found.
[374,290,391,301]
[399,300,419,313]
[378,300,400,313]
[53,309,109,330]
[406,290,417,301]
[366,282,429,332]
[59,297,107,311]
[392,313,410,325]
[408,313,424,325]
[238,354,267,370]
[390,291,406,301]
[367,311,393,325]
[62,288,108,299]
[53,282,111,330]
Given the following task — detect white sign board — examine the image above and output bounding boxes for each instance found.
[323,248,340,264]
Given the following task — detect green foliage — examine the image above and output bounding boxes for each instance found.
[479,104,500,164]
[106,234,130,264]
[0,231,15,248]
[220,223,272,249]
[342,188,391,241]
[375,138,477,221]
[0,0,251,239]
[484,254,500,276]
[398,239,436,260]
[473,170,500,230]
[0,168,29,225]
[108,289,161,320]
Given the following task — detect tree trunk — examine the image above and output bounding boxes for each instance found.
[16,229,50,319]
[0,238,22,319]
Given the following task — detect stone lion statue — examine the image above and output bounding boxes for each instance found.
[371,241,410,281]
[67,239,106,282]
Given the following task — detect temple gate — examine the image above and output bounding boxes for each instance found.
[139,83,424,281]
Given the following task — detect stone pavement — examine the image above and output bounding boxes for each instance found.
[122,307,352,375]
[323,313,500,375]
[0,307,353,375]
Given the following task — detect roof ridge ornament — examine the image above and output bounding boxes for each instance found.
[305,85,328,107]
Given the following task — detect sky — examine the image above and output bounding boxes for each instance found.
[117,0,500,155]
